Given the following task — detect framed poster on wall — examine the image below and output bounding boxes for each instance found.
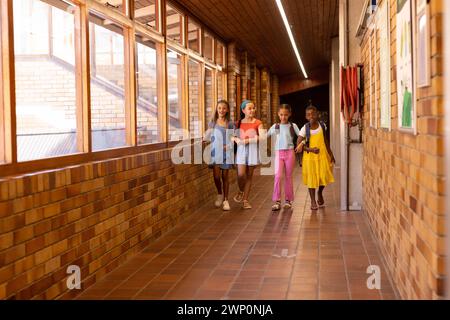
[378,0,391,129]
[416,0,430,87]
[369,18,377,129]
[396,0,416,133]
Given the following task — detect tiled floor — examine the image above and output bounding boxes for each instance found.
[75,167,399,300]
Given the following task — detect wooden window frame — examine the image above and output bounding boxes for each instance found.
[203,66,215,130]
[88,8,136,149]
[132,0,162,34]
[0,0,227,177]
[187,17,201,55]
[166,47,187,141]
[203,31,214,62]
[1,0,16,165]
[186,57,204,138]
[165,2,184,47]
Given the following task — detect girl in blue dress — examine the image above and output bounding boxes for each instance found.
[205,100,236,211]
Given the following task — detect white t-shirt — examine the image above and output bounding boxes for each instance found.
[267,123,301,150]
[299,124,323,138]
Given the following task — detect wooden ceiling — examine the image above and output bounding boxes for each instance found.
[172,0,339,77]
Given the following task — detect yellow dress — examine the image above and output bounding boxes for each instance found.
[302,127,335,189]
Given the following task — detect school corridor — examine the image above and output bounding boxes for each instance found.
[0,0,448,301]
[74,168,397,300]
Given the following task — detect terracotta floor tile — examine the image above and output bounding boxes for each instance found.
[194,290,227,300]
[75,168,398,300]
[319,292,350,300]
[226,290,259,300]
[287,291,318,300]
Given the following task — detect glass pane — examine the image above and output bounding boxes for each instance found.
[14,0,78,162]
[134,0,157,29]
[89,11,127,150]
[94,0,126,15]
[167,50,183,141]
[166,4,182,44]
[205,68,213,126]
[216,41,225,66]
[136,33,160,144]
[217,71,225,101]
[187,20,200,53]
[204,32,213,61]
[188,60,201,138]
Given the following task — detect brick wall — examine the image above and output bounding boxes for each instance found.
[227,42,240,121]
[0,146,226,299]
[271,75,279,124]
[361,0,445,299]
[225,43,278,127]
[260,68,271,128]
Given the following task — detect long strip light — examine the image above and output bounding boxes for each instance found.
[275,0,308,78]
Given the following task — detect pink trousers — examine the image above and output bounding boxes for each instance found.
[272,149,295,202]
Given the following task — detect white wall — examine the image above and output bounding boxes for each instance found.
[338,0,366,211]
[330,36,341,168]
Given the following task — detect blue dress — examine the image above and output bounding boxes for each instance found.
[209,121,235,169]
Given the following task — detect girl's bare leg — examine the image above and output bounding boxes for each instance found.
[243,166,255,201]
[222,170,229,200]
[318,186,325,205]
[213,166,222,194]
[309,188,318,210]
[237,165,247,192]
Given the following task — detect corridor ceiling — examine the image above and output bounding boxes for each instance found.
[172,0,339,77]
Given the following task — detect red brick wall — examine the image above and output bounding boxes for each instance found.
[0,147,224,299]
[361,0,445,299]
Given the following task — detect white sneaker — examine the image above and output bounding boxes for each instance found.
[222,200,230,211]
[214,194,224,208]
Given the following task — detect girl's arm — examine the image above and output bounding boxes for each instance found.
[243,122,265,144]
[294,136,305,153]
[204,124,213,142]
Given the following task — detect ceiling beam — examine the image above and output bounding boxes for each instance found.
[279,67,329,96]
[135,5,156,19]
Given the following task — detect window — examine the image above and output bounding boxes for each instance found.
[203,32,213,61]
[217,71,225,101]
[187,20,200,53]
[89,11,127,151]
[166,4,183,44]
[136,33,160,144]
[204,68,214,127]
[167,50,183,141]
[95,0,127,15]
[134,0,158,30]
[216,41,225,66]
[188,59,201,138]
[14,0,78,162]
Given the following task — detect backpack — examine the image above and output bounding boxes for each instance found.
[275,122,302,167]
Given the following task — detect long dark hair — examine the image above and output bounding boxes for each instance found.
[213,100,231,123]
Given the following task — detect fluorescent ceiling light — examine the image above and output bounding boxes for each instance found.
[275,0,308,78]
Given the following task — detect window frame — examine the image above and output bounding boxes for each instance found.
[187,57,204,138]
[0,0,227,177]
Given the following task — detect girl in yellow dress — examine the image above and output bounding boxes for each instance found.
[295,105,335,210]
